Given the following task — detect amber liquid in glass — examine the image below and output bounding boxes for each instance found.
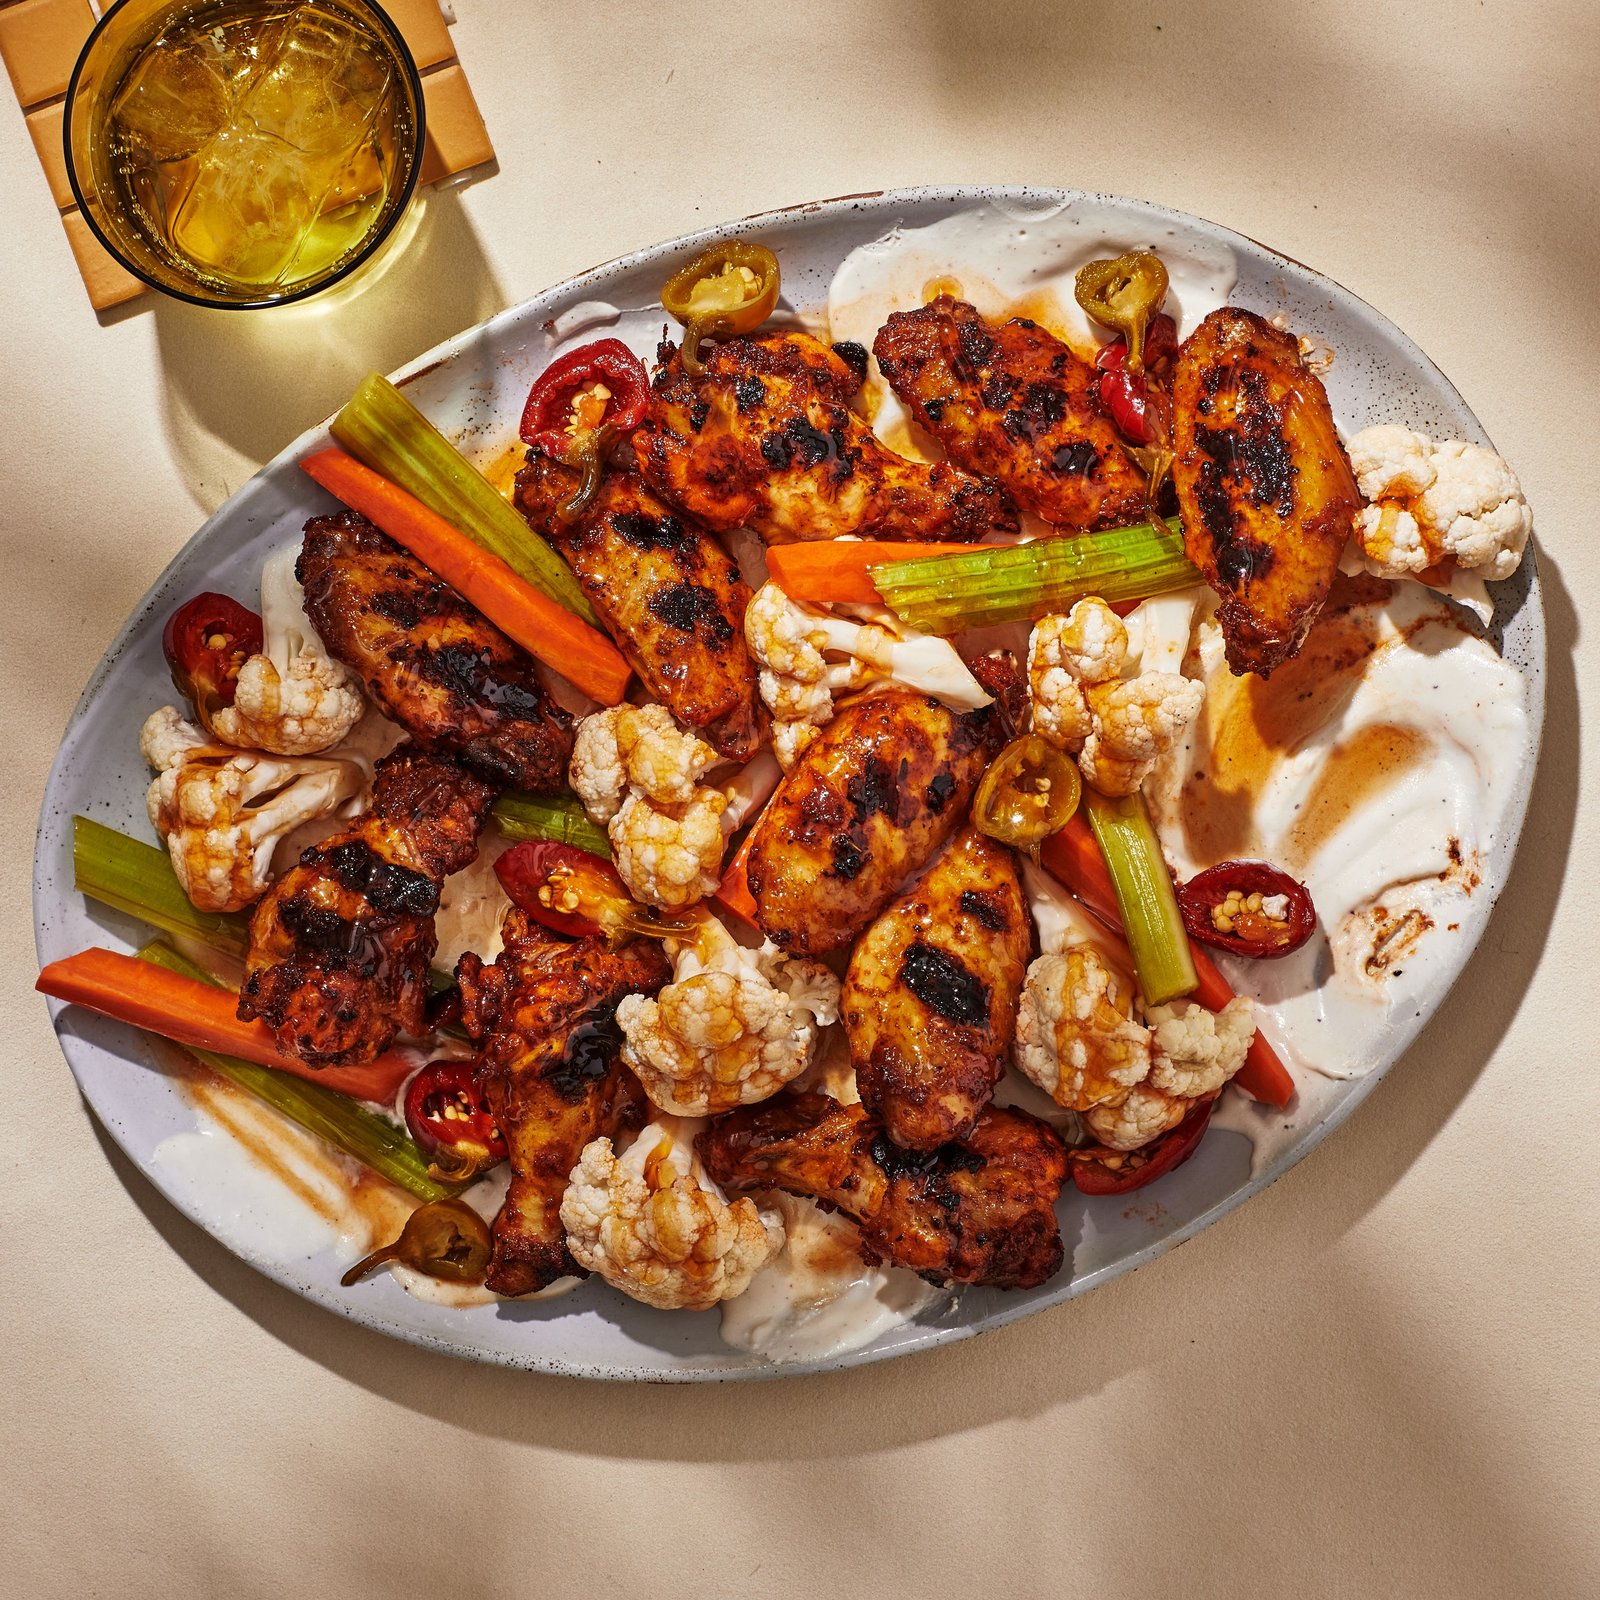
[105,1,413,294]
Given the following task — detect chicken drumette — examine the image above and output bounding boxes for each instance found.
[631,330,1017,544]
[873,296,1149,531]
[299,511,573,790]
[697,1093,1069,1290]
[456,913,670,1295]
[239,746,494,1067]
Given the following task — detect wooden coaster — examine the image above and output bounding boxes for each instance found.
[0,0,495,311]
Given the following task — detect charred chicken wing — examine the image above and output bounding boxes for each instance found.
[456,913,670,1295]
[872,296,1149,531]
[515,458,763,759]
[299,511,573,790]
[632,330,1017,545]
[697,1093,1068,1289]
[1171,308,1362,677]
[239,747,494,1067]
[844,827,1030,1150]
[744,688,1000,958]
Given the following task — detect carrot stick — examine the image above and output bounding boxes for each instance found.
[1041,817,1296,1107]
[712,827,760,928]
[300,447,632,706]
[764,541,979,606]
[37,947,413,1103]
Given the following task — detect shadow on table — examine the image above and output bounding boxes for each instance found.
[150,185,507,516]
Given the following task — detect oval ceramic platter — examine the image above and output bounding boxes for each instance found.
[34,188,1544,1380]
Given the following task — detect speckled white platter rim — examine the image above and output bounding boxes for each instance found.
[33,187,1545,1381]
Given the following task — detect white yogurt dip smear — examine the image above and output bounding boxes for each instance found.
[720,1192,945,1363]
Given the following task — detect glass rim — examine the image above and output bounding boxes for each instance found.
[63,0,427,311]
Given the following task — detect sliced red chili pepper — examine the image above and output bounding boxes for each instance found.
[162,592,263,732]
[402,1059,506,1183]
[1071,1096,1215,1195]
[1094,315,1177,446]
[519,338,651,521]
[494,838,633,940]
[1177,859,1317,959]
[519,338,651,459]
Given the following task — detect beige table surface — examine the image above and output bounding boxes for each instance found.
[4,1,1596,1594]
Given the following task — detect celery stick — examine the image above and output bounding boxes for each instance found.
[138,942,453,1203]
[1084,790,1198,1007]
[74,815,249,959]
[330,372,597,625]
[491,792,612,858]
[869,518,1198,636]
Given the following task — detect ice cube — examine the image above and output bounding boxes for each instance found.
[240,4,393,160]
[172,124,326,285]
[109,35,230,161]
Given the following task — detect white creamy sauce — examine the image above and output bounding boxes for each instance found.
[151,1122,348,1260]
[433,832,515,971]
[1144,582,1526,1096]
[720,1193,945,1364]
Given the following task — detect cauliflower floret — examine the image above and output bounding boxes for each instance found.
[745,582,991,771]
[1145,995,1256,1100]
[1028,599,1204,796]
[1014,947,1151,1109]
[209,546,365,754]
[568,704,730,908]
[561,1119,782,1311]
[609,786,728,910]
[140,706,365,913]
[1014,865,1256,1151]
[1346,425,1531,583]
[569,703,718,824]
[617,914,840,1116]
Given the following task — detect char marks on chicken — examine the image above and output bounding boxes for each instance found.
[298,510,573,791]
[872,296,1149,531]
[632,329,1017,544]
[844,827,1031,1151]
[456,912,670,1295]
[744,687,1003,958]
[697,1092,1069,1290]
[1171,307,1362,677]
[239,746,494,1067]
[515,459,764,759]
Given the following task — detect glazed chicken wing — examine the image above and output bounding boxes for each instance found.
[873,296,1149,531]
[745,688,1000,958]
[299,511,573,790]
[515,458,763,759]
[1171,308,1362,676]
[697,1093,1068,1289]
[844,827,1030,1151]
[631,330,1017,544]
[239,747,494,1067]
[456,912,670,1295]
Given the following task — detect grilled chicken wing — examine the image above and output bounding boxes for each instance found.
[844,828,1030,1150]
[299,511,573,790]
[514,458,763,759]
[1171,308,1362,677]
[631,330,1017,544]
[873,296,1149,531]
[456,912,670,1294]
[745,688,1000,958]
[697,1093,1068,1289]
[239,747,494,1066]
